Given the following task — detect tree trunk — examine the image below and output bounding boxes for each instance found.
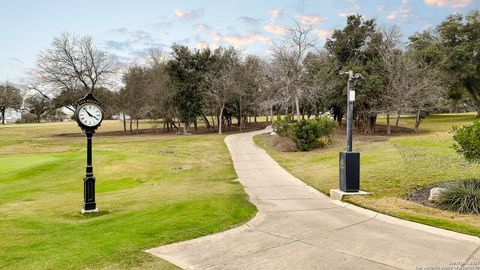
[386,113,391,135]
[270,105,274,124]
[465,81,480,118]
[295,94,300,121]
[202,114,211,131]
[218,103,225,134]
[368,113,377,133]
[395,113,401,129]
[37,114,41,123]
[239,99,243,131]
[450,99,459,113]
[136,119,139,134]
[210,114,216,132]
[129,118,133,133]
[415,109,421,132]
[1,108,5,125]
[122,113,127,133]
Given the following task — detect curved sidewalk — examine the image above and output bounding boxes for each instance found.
[147,127,480,270]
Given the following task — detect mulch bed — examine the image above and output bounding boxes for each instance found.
[55,121,271,137]
[406,181,458,209]
[406,184,439,208]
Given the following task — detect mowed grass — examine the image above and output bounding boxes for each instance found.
[0,120,256,269]
[255,113,480,236]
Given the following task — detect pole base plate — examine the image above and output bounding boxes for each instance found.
[330,189,371,201]
[81,208,99,214]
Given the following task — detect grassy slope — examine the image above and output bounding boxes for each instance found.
[254,113,480,236]
[0,121,256,269]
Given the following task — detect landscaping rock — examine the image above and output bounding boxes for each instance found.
[428,187,447,203]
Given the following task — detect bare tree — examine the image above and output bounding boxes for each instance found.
[272,20,316,121]
[401,53,444,132]
[204,47,239,134]
[121,66,152,133]
[24,94,51,123]
[36,32,115,101]
[380,26,404,134]
[0,82,23,124]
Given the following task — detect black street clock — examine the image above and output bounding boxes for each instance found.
[75,93,103,214]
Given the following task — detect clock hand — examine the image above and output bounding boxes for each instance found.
[83,108,99,121]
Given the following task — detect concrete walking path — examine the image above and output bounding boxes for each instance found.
[147,127,480,269]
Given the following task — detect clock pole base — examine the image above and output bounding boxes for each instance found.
[81,208,99,214]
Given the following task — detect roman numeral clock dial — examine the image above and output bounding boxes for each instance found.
[77,104,103,128]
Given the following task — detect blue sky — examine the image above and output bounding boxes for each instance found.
[0,0,478,84]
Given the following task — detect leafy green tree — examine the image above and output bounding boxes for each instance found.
[437,10,480,117]
[453,121,480,163]
[166,44,215,133]
[325,14,386,132]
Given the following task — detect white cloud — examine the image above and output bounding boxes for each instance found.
[296,14,326,25]
[268,8,282,20]
[173,8,204,20]
[312,29,331,39]
[237,16,262,26]
[195,40,210,49]
[195,23,213,32]
[387,7,411,20]
[264,25,287,35]
[424,0,471,8]
[338,12,356,17]
[223,33,271,46]
[212,30,271,46]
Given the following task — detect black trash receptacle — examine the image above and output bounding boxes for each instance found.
[339,151,360,192]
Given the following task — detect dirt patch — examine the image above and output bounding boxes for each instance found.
[55,122,270,137]
[270,135,298,152]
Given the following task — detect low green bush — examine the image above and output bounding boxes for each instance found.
[438,180,480,214]
[273,115,293,137]
[289,117,337,151]
[453,121,480,163]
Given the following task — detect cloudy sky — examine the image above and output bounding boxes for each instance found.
[0,0,478,84]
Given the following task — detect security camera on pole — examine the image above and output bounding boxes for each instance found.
[330,70,370,200]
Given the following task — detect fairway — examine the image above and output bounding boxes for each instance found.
[255,113,480,236]
[0,121,256,269]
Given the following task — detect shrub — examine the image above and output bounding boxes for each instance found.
[316,116,338,141]
[453,121,480,163]
[16,112,38,123]
[273,115,293,137]
[289,117,337,151]
[438,180,480,214]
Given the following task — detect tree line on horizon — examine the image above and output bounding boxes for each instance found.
[1,10,479,134]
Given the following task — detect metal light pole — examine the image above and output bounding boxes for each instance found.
[338,70,361,192]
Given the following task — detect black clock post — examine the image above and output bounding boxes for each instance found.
[83,128,97,213]
[75,93,103,214]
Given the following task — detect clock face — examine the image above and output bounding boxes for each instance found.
[77,104,103,127]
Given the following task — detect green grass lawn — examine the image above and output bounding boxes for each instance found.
[0,120,256,269]
[255,113,480,236]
